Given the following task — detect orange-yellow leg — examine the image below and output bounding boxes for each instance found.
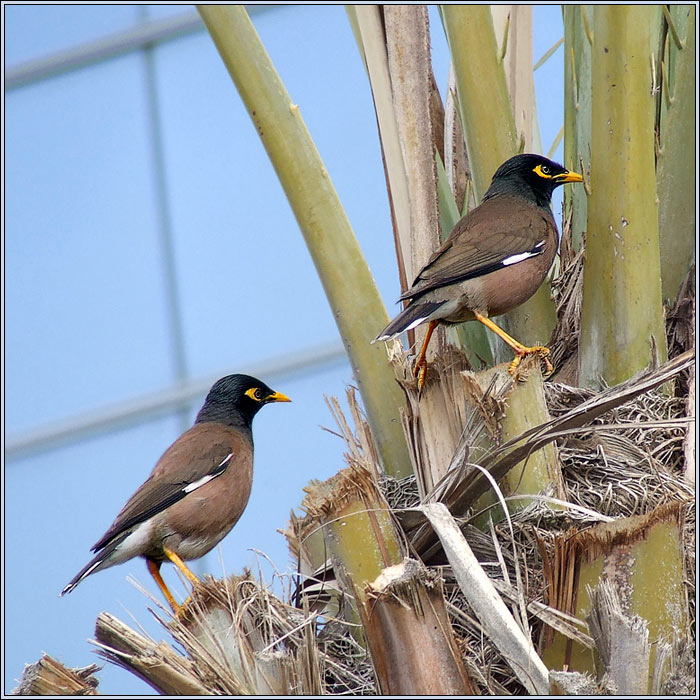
[473,311,554,376]
[412,320,438,388]
[147,558,180,612]
[164,546,200,586]
[147,549,200,613]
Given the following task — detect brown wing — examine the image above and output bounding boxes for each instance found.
[91,423,250,551]
[400,195,555,300]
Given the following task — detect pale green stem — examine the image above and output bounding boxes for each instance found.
[198,5,413,476]
[580,5,667,386]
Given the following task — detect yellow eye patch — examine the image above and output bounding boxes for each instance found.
[245,387,263,402]
[533,164,554,179]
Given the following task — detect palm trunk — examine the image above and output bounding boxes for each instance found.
[656,5,696,303]
[540,503,688,691]
[579,5,667,386]
[295,401,474,694]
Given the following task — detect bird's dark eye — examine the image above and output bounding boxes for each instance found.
[254,388,263,400]
[533,164,554,179]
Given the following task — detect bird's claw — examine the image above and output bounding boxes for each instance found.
[413,359,428,389]
[508,345,553,377]
[173,595,193,620]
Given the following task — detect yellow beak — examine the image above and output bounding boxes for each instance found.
[556,170,584,184]
[268,391,292,403]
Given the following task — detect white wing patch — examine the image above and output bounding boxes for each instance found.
[183,453,233,494]
[183,474,216,494]
[502,240,545,267]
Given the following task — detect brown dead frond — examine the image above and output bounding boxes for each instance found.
[91,572,376,696]
[12,654,101,696]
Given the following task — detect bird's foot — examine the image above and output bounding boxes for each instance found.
[173,595,194,619]
[508,345,553,376]
[413,358,428,389]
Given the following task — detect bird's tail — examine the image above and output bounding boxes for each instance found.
[373,300,444,342]
[60,551,107,596]
[60,541,121,596]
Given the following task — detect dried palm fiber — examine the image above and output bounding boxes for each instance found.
[92,572,377,695]
[548,210,585,385]
[12,655,100,695]
[375,350,693,694]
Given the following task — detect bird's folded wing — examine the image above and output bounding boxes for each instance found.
[400,204,553,301]
[91,427,243,552]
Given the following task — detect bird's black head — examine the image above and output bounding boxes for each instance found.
[483,154,583,208]
[195,374,291,428]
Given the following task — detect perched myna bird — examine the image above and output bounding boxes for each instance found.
[60,374,290,611]
[375,153,583,385]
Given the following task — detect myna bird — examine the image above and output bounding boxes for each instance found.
[375,153,583,385]
[60,374,290,611]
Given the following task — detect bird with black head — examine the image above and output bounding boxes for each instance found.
[61,374,290,612]
[375,153,583,386]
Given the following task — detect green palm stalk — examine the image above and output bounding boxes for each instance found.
[579,5,667,387]
[656,5,696,303]
[197,5,412,477]
[563,5,592,252]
